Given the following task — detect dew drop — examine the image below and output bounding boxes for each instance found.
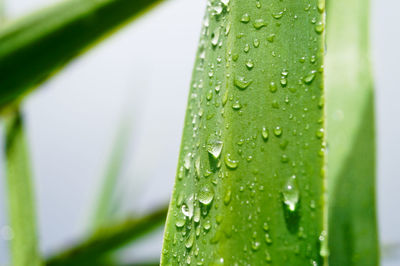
[246,59,254,69]
[203,220,211,231]
[221,0,230,6]
[199,185,214,205]
[263,222,269,231]
[319,230,329,258]
[211,29,220,47]
[240,13,250,23]
[272,11,284,19]
[315,22,324,34]
[269,81,277,93]
[317,0,325,13]
[265,250,272,263]
[253,38,260,47]
[253,19,267,29]
[304,70,317,84]
[175,218,186,228]
[184,153,191,170]
[232,101,242,110]
[273,126,283,137]
[185,232,195,249]
[207,137,223,159]
[182,194,194,219]
[234,76,252,90]
[194,205,201,223]
[267,34,276,43]
[262,127,269,141]
[224,189,232,205]
[252,241,261,251]
[244,43,250,53]
[316,128,324,139]
[265,233,273,245]
[224,153,239,169]
[280,77,287,87]
[282,175,300,212]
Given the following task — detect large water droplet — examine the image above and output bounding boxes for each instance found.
[224,153,239,169]
[207,138,223,159]
[182,194,194,219]
[282,175,300,212]
[199,185,214,205]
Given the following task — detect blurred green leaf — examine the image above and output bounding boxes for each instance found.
[0,0,163,109]
[3,109,42,266]
[326,0,379,264]
[46,206,168,266]
[0,0,5,24]
[92,116,132,230]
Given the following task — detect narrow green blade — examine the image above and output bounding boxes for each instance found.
[3,110,41,266]
[46,206,168,266]
[0,0,163,108]
[326,0,379,264]
[161,1,326,265]
[92,116,131,229]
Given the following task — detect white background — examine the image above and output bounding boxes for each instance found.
[0,0,399,264]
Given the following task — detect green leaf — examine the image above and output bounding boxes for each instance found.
[46,206,168,266]
[3,109,42,266]
[0,0,163,109]
[326,0,379,264]
[161,1,326,265]
[91,116,132,229]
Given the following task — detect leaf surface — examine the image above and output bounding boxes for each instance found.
[161,0,327,264]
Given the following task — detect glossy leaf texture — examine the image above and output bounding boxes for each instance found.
[161,0,326,265]
[3,110,42,266]
[0,0,163,108]
[326,0,379,264]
